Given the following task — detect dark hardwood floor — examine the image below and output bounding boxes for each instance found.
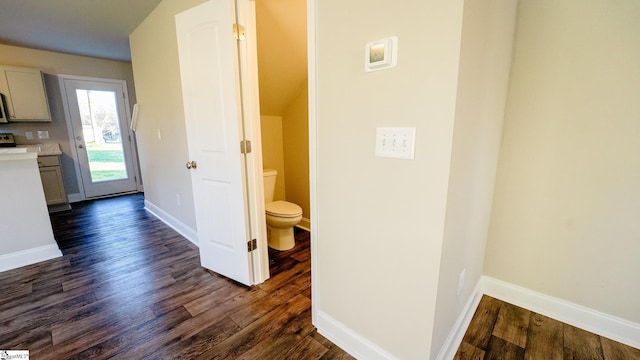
[6,194,637,359]
[0,194,353,359]
[455,295,640,360]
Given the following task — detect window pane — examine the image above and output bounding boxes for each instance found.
[76,89,128,183]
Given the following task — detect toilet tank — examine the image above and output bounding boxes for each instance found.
[263,169,278,204]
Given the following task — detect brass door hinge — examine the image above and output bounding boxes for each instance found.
[247,239,257,252]
[233,24,245,41]
[240,140,252,154]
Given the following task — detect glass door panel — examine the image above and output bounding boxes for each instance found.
[75,89,128,183]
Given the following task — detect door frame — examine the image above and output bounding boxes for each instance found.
[58,75,143,202]
[307,0,320,326]
[242,0,270,284]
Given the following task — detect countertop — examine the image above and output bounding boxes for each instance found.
[16,143,63,156]
[0,147,28,154]
[0,148,37,161]
[0,143,62,161]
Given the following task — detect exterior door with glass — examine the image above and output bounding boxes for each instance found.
[62,78,138,198]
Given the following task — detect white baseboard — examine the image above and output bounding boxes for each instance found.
[481,276,640,350]
[435,282,484,360]
[0,244,63,272]
[296,217,311,232]
[434,276,640,359]
[316,310,398,360]
[144,199,198,246]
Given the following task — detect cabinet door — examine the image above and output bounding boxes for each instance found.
[0,67,51,121]
[39,166,67,205]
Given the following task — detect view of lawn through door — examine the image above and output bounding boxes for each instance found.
[76,89,127,183]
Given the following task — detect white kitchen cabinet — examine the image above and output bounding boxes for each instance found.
[38,155,69,208]
[0,65,51,122]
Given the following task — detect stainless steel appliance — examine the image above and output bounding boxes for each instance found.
[0,94,9,123]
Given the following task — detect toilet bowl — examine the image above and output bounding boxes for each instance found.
[263,169,303,250]
[265,200,303,250]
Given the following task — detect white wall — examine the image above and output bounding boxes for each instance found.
[0,155,61,271]
[431,0,517,357]
[129,0,207,231]
[485,0,640,324]
[315,0,464,358]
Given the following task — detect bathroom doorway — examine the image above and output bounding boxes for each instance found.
[255,0,311,260]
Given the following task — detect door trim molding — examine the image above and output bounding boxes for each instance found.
[58,74,141,201]
[307,0,320,327]
[243,0,270,285]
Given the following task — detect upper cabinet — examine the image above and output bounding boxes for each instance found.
[0,65,52,122]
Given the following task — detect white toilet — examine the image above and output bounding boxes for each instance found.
[263,169,303,250]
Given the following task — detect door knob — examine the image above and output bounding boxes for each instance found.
[77,144,84,149]
[186,160,197,169]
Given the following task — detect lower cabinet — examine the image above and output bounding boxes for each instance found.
[38,155,70,210]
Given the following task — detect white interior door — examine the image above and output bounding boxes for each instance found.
[62,78,138,199]
[176,0,253,285]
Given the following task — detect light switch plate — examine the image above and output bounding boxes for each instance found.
[375,127,416,159]
[37,130,49,140]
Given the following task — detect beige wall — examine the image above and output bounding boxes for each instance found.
[485,0,640,323]
[255,0,307,116]
[261,115,287,201]
[282,81,310,220]
[432,0,518,357]
[129,0,207,230]
[316,0,464,357]
[0,44,136,195]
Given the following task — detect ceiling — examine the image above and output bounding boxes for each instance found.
[0,0,163,62]
[0,0,308,116]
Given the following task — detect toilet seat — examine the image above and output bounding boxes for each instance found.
[266,201,302,218]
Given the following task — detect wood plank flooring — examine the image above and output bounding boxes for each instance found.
[0,194,353,359]
[4,194,638,359]
[455,295,640,360]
